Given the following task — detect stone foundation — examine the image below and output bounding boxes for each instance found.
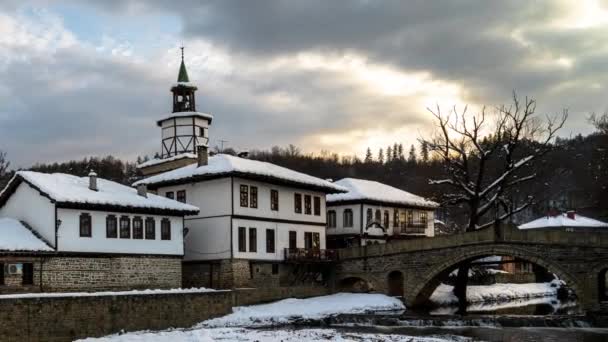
[0,255,182,294]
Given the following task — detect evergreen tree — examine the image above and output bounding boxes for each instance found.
[408,144,417,164]
[420,140,429,163]
[378,148,384,164]
[386,146,393,162]
[364,147,373,163]
[397,144,404,160]
[392,143,399,160]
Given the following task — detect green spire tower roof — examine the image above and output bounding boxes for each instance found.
[177,46,190,82]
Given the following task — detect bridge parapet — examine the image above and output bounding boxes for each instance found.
[338,224,608,260]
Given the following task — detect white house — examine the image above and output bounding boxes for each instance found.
[134,154,346,288]
[0,170,198,293]
[518,211,608,231]
[326,178,439,248]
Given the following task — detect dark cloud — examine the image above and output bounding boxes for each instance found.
[0,1,605,166]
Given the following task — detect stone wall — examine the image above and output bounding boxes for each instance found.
[0,286,331,342]
[41,255,182,292]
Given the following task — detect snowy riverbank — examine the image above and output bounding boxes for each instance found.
[79,293,467,342]
[430,281,562,306]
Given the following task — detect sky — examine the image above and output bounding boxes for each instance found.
[0,0,607,168]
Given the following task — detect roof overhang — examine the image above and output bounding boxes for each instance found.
[141,171,347,194]
[157,112,213,126]
[327,198,439,210]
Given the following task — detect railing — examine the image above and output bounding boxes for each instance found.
[394,223,427,235]
[284,248,339,262]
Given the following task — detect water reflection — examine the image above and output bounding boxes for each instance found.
[429,296,580,316]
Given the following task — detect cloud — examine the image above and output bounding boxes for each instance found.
[0,1,605,167]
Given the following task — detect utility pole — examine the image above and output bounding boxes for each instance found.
[218,139,229,152]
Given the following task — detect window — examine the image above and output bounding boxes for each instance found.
[313,232,320,249]
[176,190,186,203]
[272,263,279,275]
[133,217,143,239]
[198,127,205,137]
[375,209,381,222]
[250,186,258,208]
[304,195,312,215]
[120,216,131,238]
[420,211,428,226]
[343,209,353,227]
[394,209,400,228]
[289,231,297,250]
[106,215,117,238]
[166,191,174,200]
[327,210,337,228]
[145,217,156,240]
[249,228,257,252]
[294,193,302,213]
[22,263,33,285]
[79,213,92,237]
[304,232,313,249]
[384,210,390,228]
[161,218,171,240]
[238,227,247,252]
[266,229,275,253]
[407,210,414,226]
[240,185,249,207]
[270,190,279,211]
[366,208,373,224]
[313,196,321,216]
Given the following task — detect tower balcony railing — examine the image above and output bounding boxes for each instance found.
[284,248,339,263]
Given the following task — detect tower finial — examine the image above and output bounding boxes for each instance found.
[180,45,184,62]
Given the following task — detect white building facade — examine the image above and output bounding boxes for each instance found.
[135,155,345,288]
[326,178,439,248]
[0,171,198,293]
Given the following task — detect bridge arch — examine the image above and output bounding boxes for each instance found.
[409,245,583,307]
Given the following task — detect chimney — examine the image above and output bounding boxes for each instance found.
[197,145,208,167]
[88,170,98,191]
[137,184,148,198]
[566,210,576,220]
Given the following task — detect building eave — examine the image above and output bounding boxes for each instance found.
[327,198,438,210]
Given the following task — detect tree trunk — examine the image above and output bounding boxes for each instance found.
[453,262,470,315]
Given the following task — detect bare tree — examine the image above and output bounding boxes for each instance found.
[0,150,10,179]
[422,93,567,313]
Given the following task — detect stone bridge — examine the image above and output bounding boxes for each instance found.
[333,225,608,312]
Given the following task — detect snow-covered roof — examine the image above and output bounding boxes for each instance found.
[171,81,197,89]
[0,218,53,252]
[157,111,213,126]
[518,213,608,230]
[137,153,197,169]
[327,178,438,208]
[1,171,199,215]
[134,154,347,193]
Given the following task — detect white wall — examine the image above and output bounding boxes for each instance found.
[326,204,362,235]
[232,177,326,224]
[232,218,326,261]
[158,177,232,218]
[327,203,435,238]
[183,216,231,261]
[0,182,56,247]
[56,208,184,255]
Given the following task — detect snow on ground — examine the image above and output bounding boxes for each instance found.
[79,293,463,342]
[430,281,560,306]
[202,292,405,327]
[327,178,438,208]
[79,327,468,342]
[430,295,578,315]
[0,287,217,299]
[0,218,53,251]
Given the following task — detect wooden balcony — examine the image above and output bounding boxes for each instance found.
[395,223,428,235]
[284,248,339,263]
